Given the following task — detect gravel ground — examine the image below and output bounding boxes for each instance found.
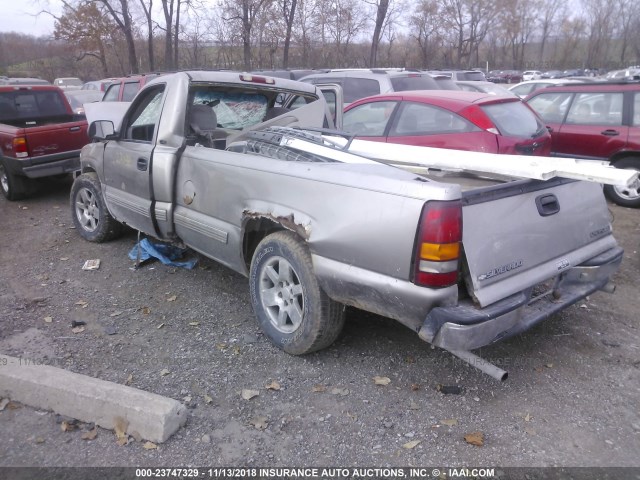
[1,177,639,468]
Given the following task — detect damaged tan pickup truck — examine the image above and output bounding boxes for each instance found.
[70,71,637,380]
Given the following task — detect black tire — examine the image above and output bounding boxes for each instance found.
[0,159,34,201]
[603,158,640,208]
[70,172,123,242]
[249,231,345,355]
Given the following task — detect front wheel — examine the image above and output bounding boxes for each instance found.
[249,231,345,355]
[70,172,123,242]
[603,158,640,208]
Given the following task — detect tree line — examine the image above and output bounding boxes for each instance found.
[1,0,638,81]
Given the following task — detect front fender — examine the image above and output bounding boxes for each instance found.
[79,142,106,177]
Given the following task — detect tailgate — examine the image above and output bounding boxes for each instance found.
[461,178,617,307]
[25,120,87,159]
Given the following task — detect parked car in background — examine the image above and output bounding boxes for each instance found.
[487,70,522,84]
[64,90,103,116]
[429,74,460,90]
[53,77,83,90]
[509,79,583,98]
[526,82,640,207]
[541,70,565,79]
[102,73,164,102]
[0,77,50,86]
[299,69,441,106]
[456,80,516,96]
[522,71,543,81]
[82,78,118,92]
[428,70,487,81]
[250,69,323,80]
[342,90,550,156]
[0,85,88,200]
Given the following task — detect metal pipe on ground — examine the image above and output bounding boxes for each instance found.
[448,349,508,382]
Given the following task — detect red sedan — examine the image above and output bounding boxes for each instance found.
[342,90,551,155]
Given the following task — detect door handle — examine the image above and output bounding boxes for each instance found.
[69,126,81,132]
[536,194,560,217]
[137,157,148,171]
[601,129,619,136]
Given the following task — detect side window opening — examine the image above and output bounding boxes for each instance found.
[123,86,165,142]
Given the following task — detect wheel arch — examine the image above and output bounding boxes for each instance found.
[609,151,640,164]
[241,211,311,271]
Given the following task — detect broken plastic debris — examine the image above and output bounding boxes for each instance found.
[127,238,197,269]
[436,384,463,395]
[82,259,101,271]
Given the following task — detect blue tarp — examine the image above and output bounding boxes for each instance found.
[128,238,198,270]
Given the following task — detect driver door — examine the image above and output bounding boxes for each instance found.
[103,84,165,235]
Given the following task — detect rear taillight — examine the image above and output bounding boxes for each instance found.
[239,74,275,84]
[13,137,29,158]
[459,105,499,134]
[413,200,462,288]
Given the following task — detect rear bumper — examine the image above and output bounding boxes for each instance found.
[419,246,623,351]
[2,151,81,179]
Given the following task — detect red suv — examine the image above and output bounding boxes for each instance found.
[343,90,551,156]
[526,82,640,207]
[102,73,163,102]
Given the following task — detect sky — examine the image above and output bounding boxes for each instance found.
[0,0,60,36]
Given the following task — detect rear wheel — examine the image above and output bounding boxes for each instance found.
[249,231,345,355]
[70,172,123,242]
[604,158,640,208]
[0,160,33,201]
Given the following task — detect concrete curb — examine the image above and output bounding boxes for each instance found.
[0,354,187,443]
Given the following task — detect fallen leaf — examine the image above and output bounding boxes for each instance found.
[116,437,129,446]
[441,419,458,426]
[71,326,85,334]
[125,374,133,386]
[204,394,213,404]
[82,428,98,440]
[166,295,177,302]
[60,257,69,261]
[265,380,281,391]
[233,346,241,355]
[160,368,170,376]
[110,311,123,317]
[524,413,532,422]
[61,420,78,432]
[216,343,228,351]
[312,385,326,393]
[373,376,391,386]
[330,387,350,396]
[143,441,158,450]
[182,396,192,403]
[545,363,554,368]
[44,316,53,323]
[35,437,45,444]
[114,416,128,440]
[241,389,260,400]
[410,383,421,391]
[405,356,415,364]
[0,398,9,411]
[402,440,421,449]
[464,431,484,447]
[75,300,88,307]
[130,430,142,442]
[141,307,151,315]
[188,321,200,326]
[157,323,165,329]
[6,402,21,410]
[249,416,268,430]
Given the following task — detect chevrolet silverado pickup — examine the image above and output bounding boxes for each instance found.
[0,85,88,200]
[70,71,631,380]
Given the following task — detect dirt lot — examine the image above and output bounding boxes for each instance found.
[1,177,639,468]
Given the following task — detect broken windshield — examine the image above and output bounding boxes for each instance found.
[192,90,268,129]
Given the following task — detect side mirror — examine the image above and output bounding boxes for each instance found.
[88,120,117,140]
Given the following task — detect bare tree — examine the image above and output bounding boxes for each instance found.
[98,0,139,74]
[366,0,390,67]
[537,0,564,66]
[409,0,443,67]
[138,0,155,70]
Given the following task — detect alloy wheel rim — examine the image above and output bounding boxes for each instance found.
[259,256,304,334]
[75,187,100,232]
